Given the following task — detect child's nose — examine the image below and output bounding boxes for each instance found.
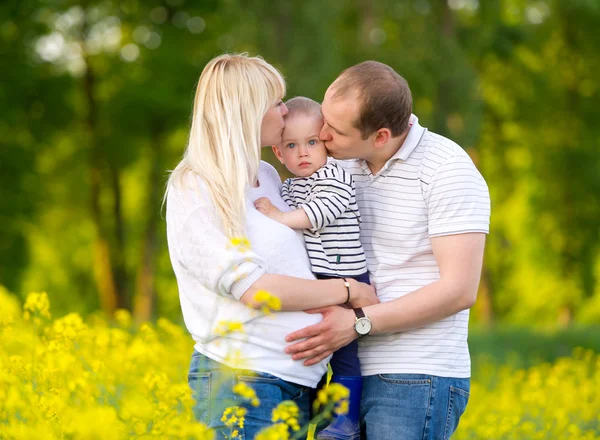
[298,145,309,156]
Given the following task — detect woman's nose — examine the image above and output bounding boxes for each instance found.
[280,103,289,116]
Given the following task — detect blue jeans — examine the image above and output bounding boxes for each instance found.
[188,351,312,440]
[360,374,470,440]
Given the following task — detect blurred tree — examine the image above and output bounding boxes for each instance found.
[2,0,599,327]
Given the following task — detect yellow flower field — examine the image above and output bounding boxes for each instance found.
[1,290,600,439]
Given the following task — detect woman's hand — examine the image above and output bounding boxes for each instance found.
[347,278,379,308]
[254,197,283,221]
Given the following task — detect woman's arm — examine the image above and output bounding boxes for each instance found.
[239,273,378,311]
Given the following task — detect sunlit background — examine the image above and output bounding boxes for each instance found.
[2,0,600,438]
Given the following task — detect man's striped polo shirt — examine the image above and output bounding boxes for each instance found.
[338,114,491,378]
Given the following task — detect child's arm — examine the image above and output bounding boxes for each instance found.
[299,164,356,230]
[254,197,312,229]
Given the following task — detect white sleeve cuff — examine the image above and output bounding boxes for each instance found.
[230,266,267,300]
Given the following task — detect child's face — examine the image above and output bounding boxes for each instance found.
[274,114,328,178]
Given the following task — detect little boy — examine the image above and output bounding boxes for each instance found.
[254,96,368,440]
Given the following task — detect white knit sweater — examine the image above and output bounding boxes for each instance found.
[166,161,329,387]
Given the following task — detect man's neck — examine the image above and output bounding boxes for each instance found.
[365,130,409,175]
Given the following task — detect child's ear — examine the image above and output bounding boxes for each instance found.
[272,145,285,164]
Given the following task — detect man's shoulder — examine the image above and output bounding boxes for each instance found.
[418,131,476,176]
[421,131,470,160]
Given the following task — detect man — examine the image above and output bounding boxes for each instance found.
[284,61,490,439]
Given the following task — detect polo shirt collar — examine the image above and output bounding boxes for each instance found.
[389,114,426,163]
[356,114,426,176]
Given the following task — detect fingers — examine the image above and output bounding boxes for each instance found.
[293,345,325,361]
[287,337,330,361]
[285,322,325,344]
[303,349,333,366]
[286,333,325,355]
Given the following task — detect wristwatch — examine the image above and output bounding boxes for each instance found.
[353,308,372,337]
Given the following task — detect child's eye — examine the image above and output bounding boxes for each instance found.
[308,139,318,146]
[287,143,296,149]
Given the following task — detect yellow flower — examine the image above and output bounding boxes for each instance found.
[215,320,245,336]
[255,422,290,440]
[233,381,260,407]
[23,292,51,324]
[314,382,350,416]
[220,406,246,429]
[253,290,281,314]
[113,309,132,328]
[230,237,251,252]
[272,401,300,431]
[52,313,87,341]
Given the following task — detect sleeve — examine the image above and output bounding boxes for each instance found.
[173,196,266,301]
[425,155,491,237]
[281,179,296,208]
[300,165,354,230]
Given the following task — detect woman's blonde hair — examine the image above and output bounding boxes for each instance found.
[166,53,286,237]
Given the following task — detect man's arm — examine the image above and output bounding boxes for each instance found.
[366,232,485,333]
[284,232,486,365]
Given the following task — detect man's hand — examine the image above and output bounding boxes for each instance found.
[254,197,283,221]
[285,306,357,366]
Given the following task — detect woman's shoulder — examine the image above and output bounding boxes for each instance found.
[166,171,211,210]
[259,160,283,187]
[259,160,279,177]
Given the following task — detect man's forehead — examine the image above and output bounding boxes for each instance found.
[323,89,359,123]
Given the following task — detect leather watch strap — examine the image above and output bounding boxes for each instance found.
[354,308,365,319]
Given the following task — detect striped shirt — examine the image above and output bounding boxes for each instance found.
[337,115,491,378]
[281,161,368,277]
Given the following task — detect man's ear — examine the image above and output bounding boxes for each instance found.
[373,128,392,148]
[272,145,285,164]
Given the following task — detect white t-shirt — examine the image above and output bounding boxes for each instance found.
[338,115,491,378]
[166,161,330,387]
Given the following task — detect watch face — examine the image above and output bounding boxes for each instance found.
[355,317,372,335]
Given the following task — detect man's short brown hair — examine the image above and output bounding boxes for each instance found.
[331,61,412,139]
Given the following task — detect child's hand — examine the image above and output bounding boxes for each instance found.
[254,197,283,221]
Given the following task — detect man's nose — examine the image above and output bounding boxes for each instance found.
[319,125,332,141]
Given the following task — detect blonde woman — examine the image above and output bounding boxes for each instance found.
[165,54,378,439]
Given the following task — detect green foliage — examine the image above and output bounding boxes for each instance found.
[1,0,599,325]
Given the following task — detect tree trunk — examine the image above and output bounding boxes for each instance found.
[109,161,128,309]
[85,64,119,315]
[82,10,122,315]
[133,131,163,322]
